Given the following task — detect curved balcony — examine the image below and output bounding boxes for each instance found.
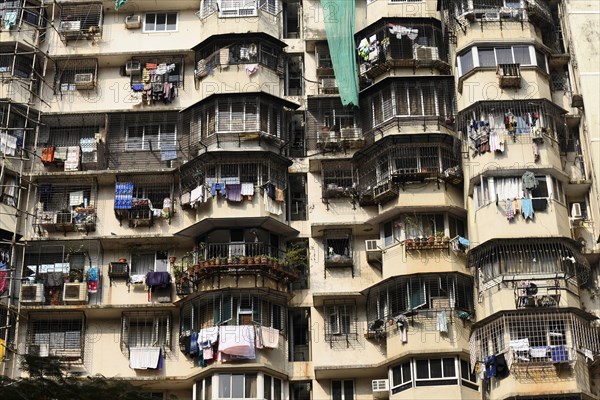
[470,308,599,399]
[182,93,298,154]
[365,272,475,360]
[354,135,463,208]
[355,18,450,87]
[193,34,286,101]
[175,242,297,296]
[468,237,591,316]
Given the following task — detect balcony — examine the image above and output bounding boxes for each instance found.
[497,63,522,88]
[56,2,103,45]
[176,243,297,295]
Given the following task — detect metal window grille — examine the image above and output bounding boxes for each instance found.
[456,99,567,145]
[306,98,360,152]
[323,300,358,348]
[180,291,287,334]
[322,160,355,199]
[471,310,600,368]
[355,137,461,192]
[106,111,180,170]
[121,311,171,351]
[27,312,85,361]
[367,273,474,323]
[36,178,97,212]
[289,174,307,221]
[58,2,103,34]
[116,174,173,210]
[54,58,98,93]
[179,155,288,194]
[467,238,591,290]
[324,230,353,268]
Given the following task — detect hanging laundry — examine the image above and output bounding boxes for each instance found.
[129,347,162,369]
[240,182,254,199]
[521,198,534,220]
[532,141,540,162]
[190,185,206,207]
[189,331,199,356]
[69,190,85,207]
[264,194,283,215]
[115,0,128,11]
[245,64,259,76]
[218,325,255,359]
[211,182,225,196]
[3,11,17,29]
[489,130,501,152]
[485,355,497,378]
[512,198,522,214]
[505,199,515,221]
[264,182,275,199]
[436,310,448,333]
[521,171,538,190]
[396,315,409,343]
[275,188,285,202]
[225,184,242,202]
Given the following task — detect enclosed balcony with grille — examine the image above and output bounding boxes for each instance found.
[355,18,450,84]
[55,2,103,44]
[306,98,363,154]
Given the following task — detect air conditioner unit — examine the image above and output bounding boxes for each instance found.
[321,78,337,89]
[28,344,50,357]
[571,203,583,219]
[74,73,94,90]
[60,20,81,32]
[20,283,45,304]
[365,239,381,252]
[125,15,141,29]
[414,46,439,61]
[125,61,141,76]
[372,379,389,398]
[63,282,87,304]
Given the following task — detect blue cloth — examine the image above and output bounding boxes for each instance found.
[87,267,99,282]
[485,355,497,378]
[458,237,470,247]
[265,182,275,199]
[521,198,534,220]
[145,271,171,288]
[551,346,568,362]
[189,331,199,356]
[211,182,225,196]
[132,83,145,92]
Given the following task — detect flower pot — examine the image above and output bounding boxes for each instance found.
[119,258,127,263]
[169,256,177,263]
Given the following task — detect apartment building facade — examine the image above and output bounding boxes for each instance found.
[0,1,598,399]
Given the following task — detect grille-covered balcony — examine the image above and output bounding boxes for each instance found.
[355,18,450,84]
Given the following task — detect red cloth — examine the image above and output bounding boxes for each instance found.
[0,270,7,294]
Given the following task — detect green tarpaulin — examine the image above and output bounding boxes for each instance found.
[322,0,360,108]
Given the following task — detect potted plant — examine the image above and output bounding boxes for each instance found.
[435,231,445,244]
[69,270,83,283]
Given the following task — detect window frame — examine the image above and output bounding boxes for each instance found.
[121,311,172,351]
[125,123,177,151]
[391,361,413,393]
[143,12,178,33]
[130,251,169,275]
[414,357,458,386]
[331,380,354,400]
[458,45,547,77]
[217,373,258,399]
[460,359,478,390]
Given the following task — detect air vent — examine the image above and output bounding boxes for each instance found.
[372,379,389,399]
[365,239,381,252]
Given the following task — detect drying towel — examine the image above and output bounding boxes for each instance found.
[275,188,285,202]
[532,141,540,162]
[198,327,219,344]
[264,194,282,215]
[521,198,534,220]
[509,338,530,352]
[256,326,280,349]
[436,310,448,333]
[69,191,85,207]
[240,183,254,196]
[489,130,501,152]
[225,184,242,202]
[245,64,259,76]
[130,274,145,284]
[218,325,255,359]
[529,346,548,358]
[190,186,205,207]
[129,347,161,369]
[512,199,521,214]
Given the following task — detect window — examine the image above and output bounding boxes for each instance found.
[264,374,282,400]
[144,12,177,32]
[322,160,354,199]
[131,251,168,275]
[27,313,84,360]
[121,312,171,350]
[126,123,176,151]
[391,361,412,393]
[474,176,559,208]
[218,374,257,398]
[324,302,357,345]
[458,45,547,77]
[324,230,353,267]
[331,380,353,400]
[460,359,478,390]
[415,358,458,386]
[399,213,445,240]
[0,174,18,207]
